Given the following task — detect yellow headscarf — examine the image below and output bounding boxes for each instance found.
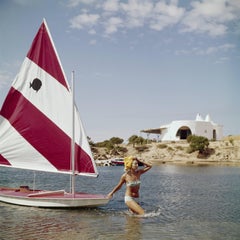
[124,156,134,171]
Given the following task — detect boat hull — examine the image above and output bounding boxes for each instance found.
[111,158,124,166]
[111,160,124,166]
[0,189,109,208]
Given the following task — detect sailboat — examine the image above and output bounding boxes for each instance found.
[0,19,109,208]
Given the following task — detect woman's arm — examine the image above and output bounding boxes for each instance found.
[138,159,152,174]
[107,174,125,199]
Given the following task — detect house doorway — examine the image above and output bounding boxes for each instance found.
[176,127,192,140]
[213,129,216,140]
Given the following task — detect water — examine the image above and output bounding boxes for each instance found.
[1,165,240,240]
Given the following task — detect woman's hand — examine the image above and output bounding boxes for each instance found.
[137,158,152,174]
[107,193,113,199]
[138,158,152,167]
[107,174,126,200]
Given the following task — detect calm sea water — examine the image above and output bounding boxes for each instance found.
[1,165,240,240]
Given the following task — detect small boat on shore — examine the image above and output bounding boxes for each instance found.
[110,158,144,166]
[111,158,124,166]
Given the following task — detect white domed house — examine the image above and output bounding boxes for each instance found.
[141,114,223,141]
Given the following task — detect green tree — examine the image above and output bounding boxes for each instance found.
[109,137,124,145]
[128,135,148,147]
[94,137,125,155]
[128,135,139,147]
[136,136,145,145]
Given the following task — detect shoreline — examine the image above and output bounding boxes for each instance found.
[150,159,240,167]
[94,138,240,167]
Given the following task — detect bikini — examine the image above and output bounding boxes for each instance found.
[126,180,141,187]
[125,180,141,203]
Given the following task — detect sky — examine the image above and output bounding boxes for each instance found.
[0,0,240,143]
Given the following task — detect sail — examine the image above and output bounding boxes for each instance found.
[0,19,98,177]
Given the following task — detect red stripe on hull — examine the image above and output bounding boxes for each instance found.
[27,22,68,90]
[0,88,95,174]
[0,154,11,166]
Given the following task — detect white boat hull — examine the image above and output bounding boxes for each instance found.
[0,189,109,208]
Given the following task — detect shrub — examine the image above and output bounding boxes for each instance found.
[135,145,149,152]
[116,146,128,153]
[188,135,209,154]
[167,146,174,151]
[109,137,124,145]
[187,135,193,143]
[229,138,234,146]
[175,145,184,151]
[157,144,168,149]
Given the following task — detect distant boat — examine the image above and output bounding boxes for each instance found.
[110,158,144,166]
[111,158,124,166]
[0,19,109,208]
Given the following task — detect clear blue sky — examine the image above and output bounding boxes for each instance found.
[0,0,239,142]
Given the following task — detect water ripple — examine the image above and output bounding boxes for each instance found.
[1,166,240,239]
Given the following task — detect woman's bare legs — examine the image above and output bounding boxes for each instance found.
[125,200,145,215]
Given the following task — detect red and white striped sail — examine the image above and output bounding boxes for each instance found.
[0,19,98,177]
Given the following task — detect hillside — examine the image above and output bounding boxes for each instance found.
[93,137,240,166]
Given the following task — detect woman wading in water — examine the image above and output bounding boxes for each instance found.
[107,156,152,215]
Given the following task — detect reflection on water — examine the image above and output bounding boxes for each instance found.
[0,204,143,240]
[1,165,240,239]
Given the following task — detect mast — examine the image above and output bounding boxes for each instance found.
[71,71,75,196]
